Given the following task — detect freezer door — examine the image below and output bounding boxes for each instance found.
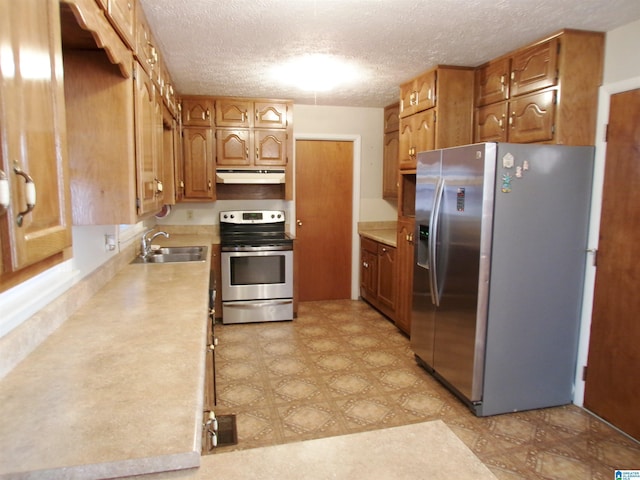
[410,150,441,368]
[431,143,496,403]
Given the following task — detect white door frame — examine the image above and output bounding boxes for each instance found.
[292,133,362,300]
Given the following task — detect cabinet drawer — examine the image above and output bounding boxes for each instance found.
[361,236,378,254]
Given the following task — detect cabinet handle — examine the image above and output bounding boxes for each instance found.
[208,180,212,190]
[245,147,249,158]
[509,113,515,128]
[155,178,163,194]
[427,88,432,100]
[363,261,369,268]
[296,219,303,227]
[179,180,185,189]
[0,169,9,215]
[256,147,259,159]
[13,165,36,227]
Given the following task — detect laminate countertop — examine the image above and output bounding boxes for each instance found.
[0,234,213,479]
[358,222,397,247]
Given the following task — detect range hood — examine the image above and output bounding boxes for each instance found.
[216,169,286,185]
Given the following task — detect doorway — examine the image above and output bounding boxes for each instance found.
[295,139,354,301]
[583,87,640,440]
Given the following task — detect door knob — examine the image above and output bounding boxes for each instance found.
[297,219,302,227]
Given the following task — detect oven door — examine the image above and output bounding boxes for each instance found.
[221,249,293,302]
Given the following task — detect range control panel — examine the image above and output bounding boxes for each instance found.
[220,210,285,224]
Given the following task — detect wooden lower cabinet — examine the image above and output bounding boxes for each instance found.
[394,217,415,335]
[360,236,396,321]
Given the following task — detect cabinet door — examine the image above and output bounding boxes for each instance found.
[215,99,253,127]
[360,238,378,301]
[395,218,415,335]
[475,102,508,143]
[182,97,214,127]
[107,0,135,49]
[508,90,556,144]
[134,63,161,215]
[399,110,436,171]
[134,5,157,74]
[377,243,396,318]
[255,129,287,166]
[399,79,416,119]
[0,0,71,273]
[475,58,510,107]
[398,117,415,169]
[413,109,436,154]
[183,127,214,200]
[384,103,400,133]
[414,70,437,113]
[216,129,251,166]
[383,132,399,199]
[510,38,558,97]
[255,102,288,128]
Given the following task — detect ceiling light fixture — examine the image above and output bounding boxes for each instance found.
[271,54,363,93]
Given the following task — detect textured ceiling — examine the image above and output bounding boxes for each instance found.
[138,0,640,108]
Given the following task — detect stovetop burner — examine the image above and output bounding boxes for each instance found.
[220,210,293,251]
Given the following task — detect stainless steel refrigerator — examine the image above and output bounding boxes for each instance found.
[411,142,594,416]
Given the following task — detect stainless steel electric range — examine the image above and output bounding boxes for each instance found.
[219,210,293,324]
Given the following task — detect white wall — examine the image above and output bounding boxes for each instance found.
[573,18,640,406]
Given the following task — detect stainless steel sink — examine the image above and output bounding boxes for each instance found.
[131,246,207,264]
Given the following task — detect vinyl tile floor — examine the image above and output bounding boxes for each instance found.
[212,300,640,479]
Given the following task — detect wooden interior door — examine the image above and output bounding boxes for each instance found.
[295,140,353,301]
[584,88,640,440]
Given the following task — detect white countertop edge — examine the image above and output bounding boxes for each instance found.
[0,451,201,480]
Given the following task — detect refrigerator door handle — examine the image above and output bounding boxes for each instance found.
[429,177,445,306]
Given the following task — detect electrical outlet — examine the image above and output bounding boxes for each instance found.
[186,210,194,220]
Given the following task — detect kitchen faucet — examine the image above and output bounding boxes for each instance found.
[141,228,169,257]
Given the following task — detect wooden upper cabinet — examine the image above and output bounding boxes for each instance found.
[134,63,164,216]
[105,0,135,50]
[475,102,508,143]
[255,130,287,166]
[255,102,288,129]
[508,90,556,144]
[183,127,214,200]
[216,129,251,166]
[475,58,510,107]
[474,29,603,145]
[510,38,558,98]
[134,4,157,74]
[399,109,436,170]
[0,0,71,280]
[384,103,400,133]
[400,70,436,118]
[182,97,214,127]
[216,98,253,127]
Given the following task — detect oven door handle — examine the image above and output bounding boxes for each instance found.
[224,300,293,309]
